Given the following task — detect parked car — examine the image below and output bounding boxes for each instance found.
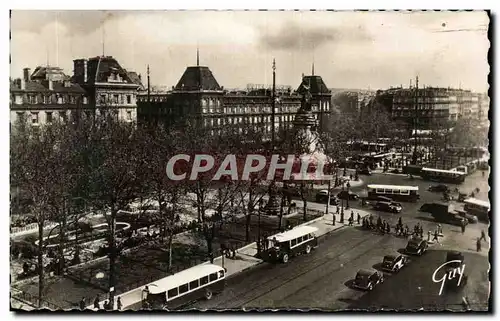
[456,210,478,224]
[337,191,359,201]
[405,237,428,256]
[381,254,409,273]
[359,168,372,175]
[315,190,339,205]
[353,269,384,291]
[428,184,450,193]
[373,201,403,213]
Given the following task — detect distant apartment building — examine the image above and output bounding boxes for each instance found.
[373,85,481,129]
[10,66,89,128]
[10,56,143,128]
[136,63,332,135]
[72,56,143,122]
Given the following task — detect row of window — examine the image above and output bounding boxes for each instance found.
[99,94,134,105]
[374,188,411,195]
[203,115,297,126]
[289,233,314,248]
[16,110,134,124]
[12,94,88,105]
[166,271,223,300]
[208,123,289,136]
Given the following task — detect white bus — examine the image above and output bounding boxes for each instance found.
[464,198,490,222]
[144,264,225,310]
[420,167,466,184]
[263,226,319,263]
[367,184,420,202]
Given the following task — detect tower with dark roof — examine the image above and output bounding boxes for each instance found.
[296,72,332,131]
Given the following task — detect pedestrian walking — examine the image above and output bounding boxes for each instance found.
[336,206,340,214]
[348,216,353,226]
[117,297,122,311]
[79,297,86,310]
[480,230,487,242]
[357,213,361,225]
[93,295,100,310]
[433,230,440,244]
[476,238,482,252]
[104,300,110,311]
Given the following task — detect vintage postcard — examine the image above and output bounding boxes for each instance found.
[9,10,490,311]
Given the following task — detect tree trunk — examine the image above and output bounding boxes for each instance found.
[37,220,44,308]
[302,199,307,222]
[245,211,252,243]
[58,209,67,274]
[278,196,284,230]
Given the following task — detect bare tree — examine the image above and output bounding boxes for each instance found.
[10,120,65,307]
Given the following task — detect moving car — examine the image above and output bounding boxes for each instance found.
[337,191,359,201]
[405,237,428,256]
[315,190,339,205]
[428,184,450,193]
[381,254,409,273]
[353,269,384,291]
[444,251,468,291]
[373,201,403,213]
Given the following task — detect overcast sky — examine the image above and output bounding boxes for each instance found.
[10,10,489,92]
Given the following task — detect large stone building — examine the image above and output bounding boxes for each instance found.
[10,56,143,128]
[10,66,89,129]
[137,62,332,134]
[72,56,142,122]
[373,85,482,129]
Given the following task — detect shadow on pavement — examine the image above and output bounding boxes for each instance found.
[415,216,437,223]
[371,262,384,272]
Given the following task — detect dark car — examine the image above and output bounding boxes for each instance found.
[337,191,359,201]
[405,237,428,256]
[428,184,450,193]
[353,269,384,291]
[373,201,403,214]
[315,190,339,205]
[382,254,409,272]
[359,168,372,175]
[456,210,478,224]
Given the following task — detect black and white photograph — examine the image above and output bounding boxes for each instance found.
[8,9,491,312]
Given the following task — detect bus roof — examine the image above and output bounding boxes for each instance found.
[367,184,419,191]
[422,167,465,175]
[464,198,490,209]
[148,264,224,294]
[268,226,319,243]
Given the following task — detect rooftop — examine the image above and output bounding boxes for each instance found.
[174,66,222,91]
[297,75,331,95]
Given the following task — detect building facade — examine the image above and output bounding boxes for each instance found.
[373,86,481,129]
[10,66,89,129]
[72,56,142,122]
[137,64,332,134]
[10,56,143,128]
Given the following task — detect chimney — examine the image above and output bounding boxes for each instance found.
[49,79,53,91]
[20,78,26,90]
[23,68,31,82]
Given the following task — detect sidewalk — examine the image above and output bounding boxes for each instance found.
[90,205,372,310]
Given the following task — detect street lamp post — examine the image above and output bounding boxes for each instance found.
[340,183,345,223]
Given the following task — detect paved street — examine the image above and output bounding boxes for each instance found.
[187,223,488,310]
[182,170,490,311]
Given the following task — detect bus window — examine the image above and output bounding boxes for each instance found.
[167,288,179,299]
[200,276,209,286]
[189,280,199,290]
[209,273,218,282]
[384,189,393,194]
[218,270,224,278]
[393,189,400,194]
[376,188,384,193]
[291,239,297,247]
[179,284,189,294]
[297,236,303,243]
[402,190,410,195]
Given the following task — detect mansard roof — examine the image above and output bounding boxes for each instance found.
[174,66,222,91]
[297,75,331,95]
